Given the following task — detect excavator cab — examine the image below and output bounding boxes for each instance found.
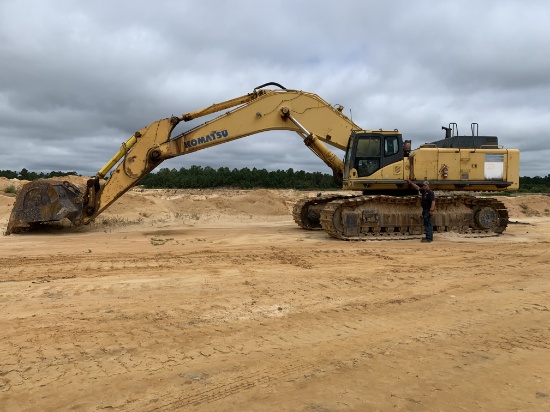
[344,131,404,180]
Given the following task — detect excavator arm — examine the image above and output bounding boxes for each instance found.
[6,83,360,234]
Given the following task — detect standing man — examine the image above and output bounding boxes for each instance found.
[408,180,436,242]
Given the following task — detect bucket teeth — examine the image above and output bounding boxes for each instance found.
[5,180,83,235]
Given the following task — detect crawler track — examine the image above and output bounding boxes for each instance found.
[292,194,354,230]
[319,194,508,241]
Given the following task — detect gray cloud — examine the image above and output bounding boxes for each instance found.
[1,0,549,178]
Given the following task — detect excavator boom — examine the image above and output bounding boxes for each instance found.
[5,84,359,234]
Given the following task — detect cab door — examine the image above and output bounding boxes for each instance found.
[354,134,382,177]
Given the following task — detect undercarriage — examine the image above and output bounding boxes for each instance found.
[293,194,508,240]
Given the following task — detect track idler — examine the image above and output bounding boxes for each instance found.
[292,194,354,230]
[5,180,84,235]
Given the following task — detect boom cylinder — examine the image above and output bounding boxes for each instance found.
[97,134,138,178]
[283,110,344,175]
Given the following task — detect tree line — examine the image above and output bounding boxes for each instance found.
[139,166,339,189]
[0,166,339,190]
[1,167,549,192]
[518,175,550,193]
[0,168,79,181]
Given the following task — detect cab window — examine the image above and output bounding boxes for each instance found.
[355,136,380,177]
[357,137,380,157]
[384,136,399,156]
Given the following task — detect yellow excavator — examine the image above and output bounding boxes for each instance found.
[5,82,520,239]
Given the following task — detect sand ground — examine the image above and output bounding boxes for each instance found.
[1,180,549,411]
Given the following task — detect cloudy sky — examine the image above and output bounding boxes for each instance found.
[1,0,549,178]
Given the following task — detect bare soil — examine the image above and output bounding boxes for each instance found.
[1,181,549,411]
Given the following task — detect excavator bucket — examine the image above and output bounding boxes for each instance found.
[5,180,83,235]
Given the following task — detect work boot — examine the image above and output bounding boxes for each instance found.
[421,238,433,243]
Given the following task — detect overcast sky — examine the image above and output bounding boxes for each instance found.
[1,0,549,178]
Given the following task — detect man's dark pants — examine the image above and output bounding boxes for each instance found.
[422,209,433,241]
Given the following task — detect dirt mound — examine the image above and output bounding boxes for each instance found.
[95,188,302,229]
[0,176,91,193]
[500,194,550,219]
[0,177,29,192]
